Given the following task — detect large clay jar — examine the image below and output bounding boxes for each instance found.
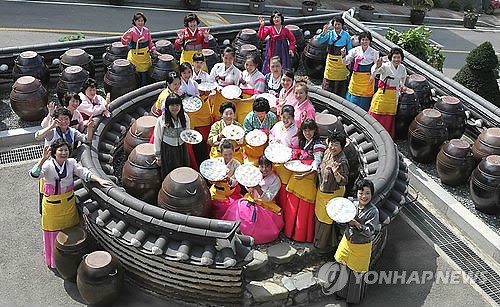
[104,59,138,100]
[235,44,262,71]
[470,155,500,215]
[150,54,179,82]
[232,28,260,50]
[59,48,95,79]
[102,42,128,72]
[157,167,211,217]
[436,139,475,186]
[207,34,220,57]
[405,73,432,109]
[122,143,161,204]
[302,35,327,79]
[12,51,50,85]
[472,127,500,163]
[54,226,89,281]
[408,108,447,163]
[315,113,345,138]
[77,251,124,305]
[56,66,89,104]
[395,88,419,140]
[286,24,305,52]
[203,48,218,73]
[10,76,48,121]
[434,96,466,140]
[123,115,157,155]
[155,39,175,56]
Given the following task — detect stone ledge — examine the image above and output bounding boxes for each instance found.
[247,281,289,303]
[267,243,297,264]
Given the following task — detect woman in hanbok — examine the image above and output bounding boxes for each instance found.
[290,78,316,128]
[268,105,298,209]
[30,139,112,269]
[210,140,242,219]
[242,97,278,165]
[283,119,325,242]
[153,71,182,116]
[276,69,295,117]
[264,56,283,98]
[238,54,266,124]
[369,47,407,138]
[209,46,242,121]
[314,131,349,251]
[121,12,159,86]
[42,93,84,132]
[178,62,209,170]
[316,16,352,97]
[342,31,379,111]
[334,179,380,304]
[257,11,296,74]
[207,101,244,163]
[77,78,110,122]
[222,156,283,244]
[174,13,209,66]
[153,93,191,180]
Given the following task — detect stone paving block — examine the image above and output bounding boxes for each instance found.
[281,271,317,292]
[267,242,297,264]
[245,250,268,272]
[247,281,289,303]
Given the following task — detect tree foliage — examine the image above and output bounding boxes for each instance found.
[385,25,445,71]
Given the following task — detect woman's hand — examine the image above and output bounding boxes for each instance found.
[203,28,210,40]
[340,47,346,56]
[288,49,294,56]
[368,75,375,84]
[349,219,362,229]
[96,177,113,187]
[42,145,51,160]
[375,57,382,69]
[258,16,265,26]
[322,24,329,35]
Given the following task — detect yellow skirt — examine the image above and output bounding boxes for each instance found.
[210,181,235,201]
[243,142,267,166]
[370,88,397,115]
[154,88,171,112]
[315,187,346,224]
[324,54,349,81]
[286,171,317,203]
[42,191,80,232]
[335,235,372,272]
[180,49,204,68]
[127,46,152,73]
[274,163,292,185]
[236,93,254,125]
[211,91,239,121]
[348,72,374,97]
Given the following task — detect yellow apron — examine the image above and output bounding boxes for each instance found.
[211,91,240,122]
[243,142,267,166]
[286,171,317,203]
[314,187,346,224]
[189,96,212,128]
[236,93,254,125]
[370,88,397,115]
[127,41,152,73]
[245,193,281,214]
[348,72,374,97]
[210,181,235,201]
[274,163,293,185]
[335,235,373,272]
[154,88,171,113]
[42,191,80,232]
[324,54,350,81]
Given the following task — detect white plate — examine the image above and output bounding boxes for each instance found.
[245,129,268,147]
[235,164,263,187]
[197,81,217,92]
[221,85,242,99]
[182,96,203,113]
[221,124,245,140]
[199,159,228,182]
[326,197,357,223]
[256,93,278,109]
[264,143,292,164]
[284,160,313,173]
[180,129,203,144]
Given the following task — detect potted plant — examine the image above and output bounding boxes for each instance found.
[359,4,375,22]
[463,9,480,29]
[404,0,434,25]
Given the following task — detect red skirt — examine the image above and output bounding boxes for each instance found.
[368,112,395,139]
[282,192,315,242]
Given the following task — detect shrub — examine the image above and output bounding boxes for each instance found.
[385,25,445,71]
[448,0,461,11]
[453,42,500,107]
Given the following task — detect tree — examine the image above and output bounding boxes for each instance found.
[453,42,500,107]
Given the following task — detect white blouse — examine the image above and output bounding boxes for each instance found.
[372,62,408,88]
[343,45,379,66]
[209,63,242,89]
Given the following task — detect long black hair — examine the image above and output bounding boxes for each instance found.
[163,93,187,128]
[297,119,319,145]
